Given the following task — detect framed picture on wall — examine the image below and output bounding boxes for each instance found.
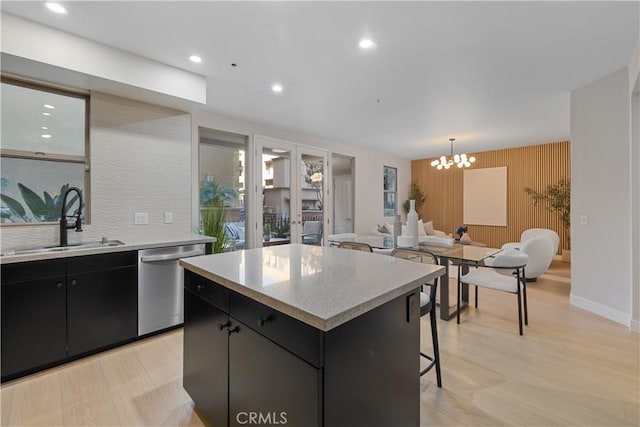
[383,166,397,216]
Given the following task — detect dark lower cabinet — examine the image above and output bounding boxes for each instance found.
[228,321,320,427]
[67,265,137,356]
[1,273,67,377]
[183,288,229,427]
[1,252,138,381]
[183,270,418,427]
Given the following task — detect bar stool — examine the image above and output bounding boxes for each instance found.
[391,248,442,387]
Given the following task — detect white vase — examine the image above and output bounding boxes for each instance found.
[407,199,419,248]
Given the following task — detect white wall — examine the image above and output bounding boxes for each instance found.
[1,13,206,107]
[0,93,193,250]
[191,109,411,241]
[570,68,632,326]
[629,42,640,332]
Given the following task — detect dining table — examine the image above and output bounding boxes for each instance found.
[328,234,502,320]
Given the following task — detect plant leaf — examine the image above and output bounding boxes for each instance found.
[56,184,69,213]
[18,183,48,221]
[0,194,26,218]
[65,194,80,215]
[44,191,57,219]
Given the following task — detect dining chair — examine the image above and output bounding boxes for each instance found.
[327,233,357,247]
[337,242,373,252]
[457,249,529,335]
[390,248,442,387]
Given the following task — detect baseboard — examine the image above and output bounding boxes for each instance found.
[569,293,630,327]
[631,319,640,334]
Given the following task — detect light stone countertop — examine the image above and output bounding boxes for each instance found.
[180,243,445,331]
[0,234,215,264]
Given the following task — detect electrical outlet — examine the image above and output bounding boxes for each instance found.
[580,215,588,225]
[164,212,173,224]
[134,213,149,225]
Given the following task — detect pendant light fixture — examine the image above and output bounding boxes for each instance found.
[431,138,476,170]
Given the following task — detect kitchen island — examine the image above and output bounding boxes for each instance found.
[180,244,444,427]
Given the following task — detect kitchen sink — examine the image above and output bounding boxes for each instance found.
[1,240,126,256]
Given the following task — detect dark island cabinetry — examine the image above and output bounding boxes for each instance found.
[1,251,137,381]
[184,272,321,427]
[183,269,419,427]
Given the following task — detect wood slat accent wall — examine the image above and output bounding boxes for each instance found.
[411,141,570,252]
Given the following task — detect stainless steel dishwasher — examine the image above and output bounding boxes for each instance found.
[138,244,205,336]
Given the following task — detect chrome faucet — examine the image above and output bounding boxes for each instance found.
[60,187,83,247]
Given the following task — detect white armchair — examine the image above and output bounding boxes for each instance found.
[502,228,559,255]
[502,228,560,282]
[487,235,555,281]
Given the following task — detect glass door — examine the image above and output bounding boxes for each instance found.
[258,138,295,248]
[254,136,329,247]
[297,147,328,246]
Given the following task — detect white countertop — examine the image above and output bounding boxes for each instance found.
[180,244,444,331]
[0,234,215,264]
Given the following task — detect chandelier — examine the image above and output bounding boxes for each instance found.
[431,138,476,170]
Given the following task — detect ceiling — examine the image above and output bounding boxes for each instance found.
[1,1,638,159]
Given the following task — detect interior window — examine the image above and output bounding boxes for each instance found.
[383,166,397,217]
[0,79,89,224]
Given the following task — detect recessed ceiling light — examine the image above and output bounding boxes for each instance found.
[189,55,202,63]
[271,84,283,93]
[359,38,376,49]
[43,104,55,109]
[41,126,48,130]
[45,2,67,14]
[41,134,52,139]
[42,112,51,116]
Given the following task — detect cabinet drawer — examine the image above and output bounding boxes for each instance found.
[68,251,137,274]
[230,292,323,368]
[184,271,229,313]
[1,258,66,284]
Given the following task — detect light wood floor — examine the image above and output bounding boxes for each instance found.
[2,261,638,426]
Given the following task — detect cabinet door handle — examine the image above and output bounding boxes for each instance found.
[228,325,240,334]
[197,284,204,292]
[70,279,77,286]
[56,282,64,289]
[258,315,273,327]
[218,320,231,331]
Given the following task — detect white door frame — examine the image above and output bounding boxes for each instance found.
[252,134,330,248]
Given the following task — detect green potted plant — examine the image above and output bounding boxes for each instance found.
[272,216,290,238]
[201,198,227,254]
[402,181,427,215]
[263,223,272,241]
[525,177,571,261]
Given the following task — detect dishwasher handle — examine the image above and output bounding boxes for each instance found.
[140,249,204,263]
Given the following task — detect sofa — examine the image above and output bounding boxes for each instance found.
[372,219,449,240]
